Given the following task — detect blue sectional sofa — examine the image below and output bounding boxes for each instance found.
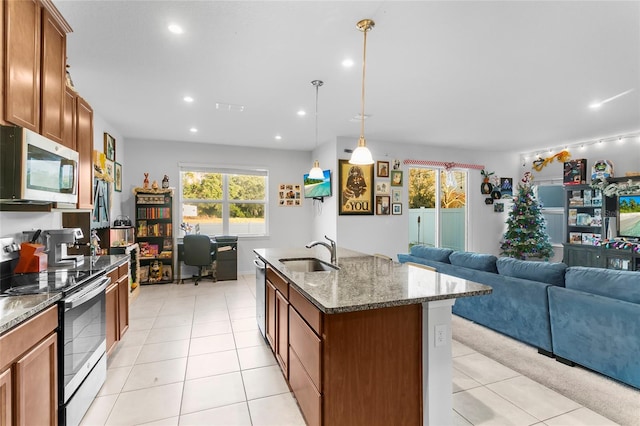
[548,267,640,389]
[398,245,640,389]
[398,245,565,354]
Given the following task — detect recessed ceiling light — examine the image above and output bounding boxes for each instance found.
[189,127,198,133]
[274,135,282,140]
[168,24,183,34]
[297,110,306,116]
[183,96,194,103]
[215,102,245,112]
[349,114,370,123]
[342,58,354,68]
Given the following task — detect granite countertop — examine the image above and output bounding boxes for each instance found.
[254,247,492,314]
[0,254,128,334]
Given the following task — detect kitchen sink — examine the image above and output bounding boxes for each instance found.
[279,257,339,272]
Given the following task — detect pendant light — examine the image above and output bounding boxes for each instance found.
[349,19,375,165]
[308,80,325,180]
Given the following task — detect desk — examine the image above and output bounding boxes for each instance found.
[177,236,237,282]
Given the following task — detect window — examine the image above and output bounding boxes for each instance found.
[408,168,468,251]
[180,165,268,237]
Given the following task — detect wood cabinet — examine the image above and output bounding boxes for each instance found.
[266,268,289,376]
[39,6,66,144]
[3,0,70,139]
[61,85,76,149]
[0,367,11,426]
[0,305,58,426]
[106,262,130,355]
[4,0,41,131]
[264,266,422,426]
[76,95,93,209]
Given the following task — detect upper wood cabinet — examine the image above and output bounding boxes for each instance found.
[3,0,71,142]
[76,95,93,209]
[40,6,66,144]
[4,0,41,131]
[62,85,76,149]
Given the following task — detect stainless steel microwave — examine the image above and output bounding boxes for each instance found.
[0,126,79,205]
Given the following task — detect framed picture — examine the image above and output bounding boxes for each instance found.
[338,159,374,215]
[105,160,114,180]
[390,170,403,186]
[500,178,513,199]
[377,161,389,177]
[494,202,504,212]
[114,162,122,192]
[392,189,401,203]
[375,181,390,195]
[278,183,302,206]
[376,195,390,215]
[104,133,116,161]
[392,203,402,215]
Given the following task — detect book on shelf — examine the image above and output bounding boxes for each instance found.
[581,233,596,245]
[161,265,172,281]
[568,209,577,226]
[583,189,592,206]
[569,232,582,244]
[592,189,603,206]
[593,233,602,244]
[139,266,149,283]
[592,208,602,226]
[569,190,583,206]
[159,250,172,259]
[576,213,592,226]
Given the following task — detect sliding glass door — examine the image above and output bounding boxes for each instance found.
[408,168,467,251]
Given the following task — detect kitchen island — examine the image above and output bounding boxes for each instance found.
[254,247,492,426]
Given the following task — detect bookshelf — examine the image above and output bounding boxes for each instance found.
[135,188,174,283]
[562,181,639,271]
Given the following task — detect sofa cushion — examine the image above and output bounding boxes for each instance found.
[565,267,640,304]
[449,251,498,273]
[409,245,453,263]
[497,257,567,287]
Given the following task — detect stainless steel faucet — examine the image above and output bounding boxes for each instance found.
[306,235,337,264]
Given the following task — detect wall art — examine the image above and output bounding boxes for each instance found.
[339,159,374,215]
[278,184,302,206]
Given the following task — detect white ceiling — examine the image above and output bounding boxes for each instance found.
[54,1,640,154]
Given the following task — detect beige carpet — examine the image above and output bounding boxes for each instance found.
[452,315,640,426]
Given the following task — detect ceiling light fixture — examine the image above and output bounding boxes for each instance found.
[308,80,325,180]
[349,19,375,165]
[168,24,183,34]
[275,135,282,140]
[183,96,194,103]
[589,88,635,109]
[297,110,306,117]
[342,58,354,68]
[189,127,197,133]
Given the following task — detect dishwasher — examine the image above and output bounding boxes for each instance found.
[254,257,266,339]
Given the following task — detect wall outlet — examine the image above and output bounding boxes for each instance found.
[435,324,447,347]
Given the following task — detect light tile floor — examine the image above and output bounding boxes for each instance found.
[80,275,618,426]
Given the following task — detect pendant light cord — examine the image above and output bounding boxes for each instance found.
[360,26,368,140]
[315,82,319,148]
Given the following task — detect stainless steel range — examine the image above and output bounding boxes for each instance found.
[1,263,109,426]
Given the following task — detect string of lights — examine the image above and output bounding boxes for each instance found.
[520,131,640,162]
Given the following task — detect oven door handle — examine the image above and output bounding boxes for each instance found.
[65,276,110,311]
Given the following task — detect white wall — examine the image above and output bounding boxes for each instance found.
[124,138,315,274]
[333,137,521,259]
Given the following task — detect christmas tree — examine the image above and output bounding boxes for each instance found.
[500,172,554,260]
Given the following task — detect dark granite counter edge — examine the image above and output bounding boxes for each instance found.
[255,249,493,314]
[0,294,61,334]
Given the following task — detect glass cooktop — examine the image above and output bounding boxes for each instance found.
[0,270,93,295]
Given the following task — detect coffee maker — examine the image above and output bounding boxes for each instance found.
[43,228,85,267]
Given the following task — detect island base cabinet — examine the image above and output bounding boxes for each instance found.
[289,349,321,426]
[322,304,422,426]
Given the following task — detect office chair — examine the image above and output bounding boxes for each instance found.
[183,234,217,285]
